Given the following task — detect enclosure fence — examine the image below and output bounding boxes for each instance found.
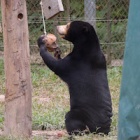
[0,0,129,64]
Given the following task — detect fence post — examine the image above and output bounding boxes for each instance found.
[84,0,96,28]
[1,0,32,137]
[106,0,112,65]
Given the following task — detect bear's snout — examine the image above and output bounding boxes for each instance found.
[57,25,67,37]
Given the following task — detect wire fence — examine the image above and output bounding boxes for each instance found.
[0,0,129,65]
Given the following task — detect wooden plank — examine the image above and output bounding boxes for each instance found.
[42,0,64,19]
[1,0,32,137]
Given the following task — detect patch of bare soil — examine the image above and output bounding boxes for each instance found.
[33,130,66,139]
[0,95,5,103]
[0,130,66,139]
[0,129,2,135]
[111,59,123,66]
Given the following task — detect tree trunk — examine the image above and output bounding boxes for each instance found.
[1,0,32,137]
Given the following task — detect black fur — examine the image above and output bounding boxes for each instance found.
[37,21,112,135]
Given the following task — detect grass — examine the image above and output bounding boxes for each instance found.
[0,59,122,139]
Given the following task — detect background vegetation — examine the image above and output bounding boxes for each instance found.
[0,0,129,61]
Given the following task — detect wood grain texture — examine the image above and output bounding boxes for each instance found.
[1,0,32,137]
[42,0,64,19]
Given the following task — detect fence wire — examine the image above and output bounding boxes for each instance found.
[0,0,129,65]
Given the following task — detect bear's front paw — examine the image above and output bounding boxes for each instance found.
[54,47,61,59]
[37,35,46,48]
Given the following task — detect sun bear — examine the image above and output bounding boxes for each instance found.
[37,21,112,135]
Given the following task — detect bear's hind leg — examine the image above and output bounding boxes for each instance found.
[65,110,88,135]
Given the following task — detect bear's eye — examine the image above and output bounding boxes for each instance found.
[66,25,69,29]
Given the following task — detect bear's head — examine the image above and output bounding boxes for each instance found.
[57,21,98,45]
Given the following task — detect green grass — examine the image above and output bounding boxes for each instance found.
[0,60,4,95]
[0,60,4,130]
[0,59,122,139]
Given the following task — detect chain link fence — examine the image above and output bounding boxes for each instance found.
[0,0,129,65]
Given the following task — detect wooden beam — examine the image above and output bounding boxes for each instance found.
[1,0,32,137]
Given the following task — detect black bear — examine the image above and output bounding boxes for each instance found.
[37,21,112,135]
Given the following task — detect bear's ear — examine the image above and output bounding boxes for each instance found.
[83,26,89,33]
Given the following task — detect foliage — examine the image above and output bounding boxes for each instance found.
[0,0,129,60]
[26,0,129,60]
[96,0,129,19]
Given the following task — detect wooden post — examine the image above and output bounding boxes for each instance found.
[1,0,32,137]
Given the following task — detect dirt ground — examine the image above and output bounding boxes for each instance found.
[0,129,66,139]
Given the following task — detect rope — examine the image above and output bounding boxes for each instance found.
[40,1,47,35]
